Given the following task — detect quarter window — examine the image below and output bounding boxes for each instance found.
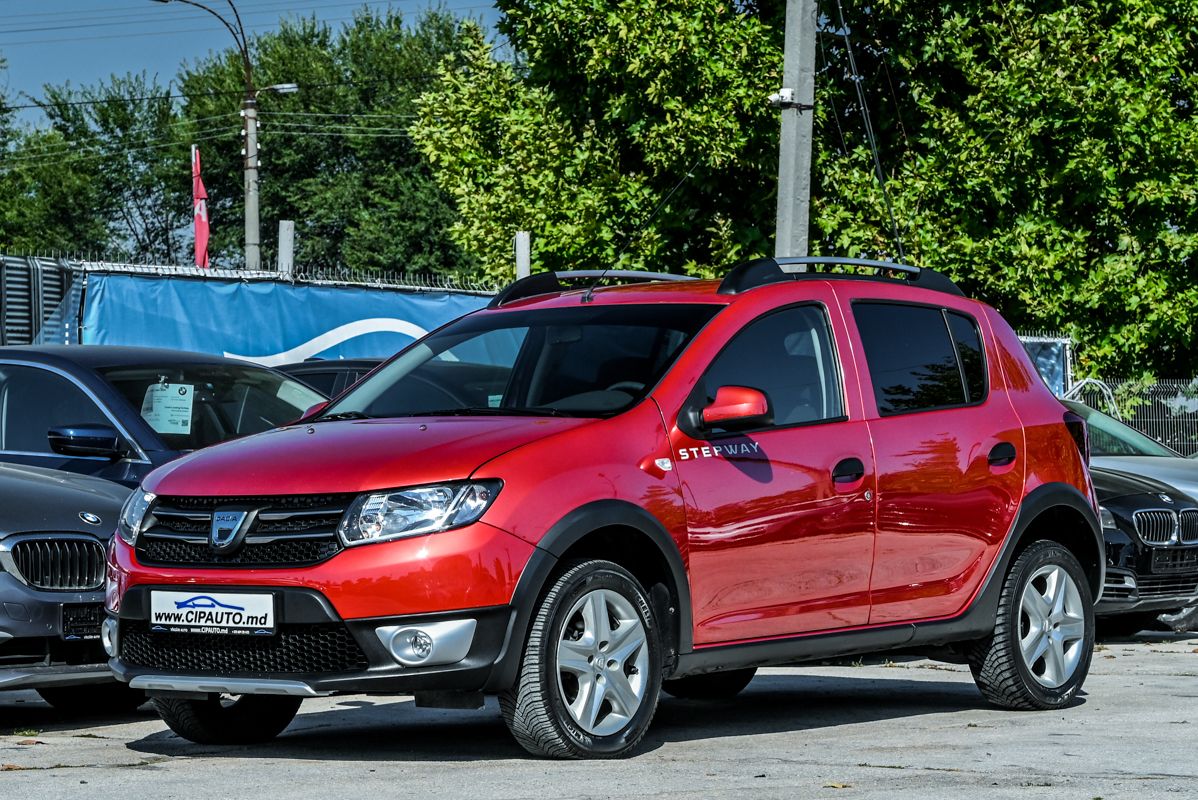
[701,306,844,430]
[853,303,987,415]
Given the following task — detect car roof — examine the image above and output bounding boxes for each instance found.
[0,344,259,371]
[488,274,973,312]
[278,358,383,373]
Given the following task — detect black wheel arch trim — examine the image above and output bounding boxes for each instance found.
[485,500,693,691]
[672,481,1103,678]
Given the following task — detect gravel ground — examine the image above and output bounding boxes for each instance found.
[1,631,1195,799]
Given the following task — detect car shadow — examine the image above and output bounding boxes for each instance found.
[125,671,1005,762]
[0,691,156,733]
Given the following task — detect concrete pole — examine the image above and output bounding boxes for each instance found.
[514,231,531,279]
[774,0,819,258]
[242,96,261,271]
[277,220,295,277]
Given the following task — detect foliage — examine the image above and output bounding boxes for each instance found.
[416,0,1198,376]
[412,3,781,285]
[179,9,474,272]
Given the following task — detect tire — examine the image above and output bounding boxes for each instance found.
[153,694,303,745]
[968,540,1094,710]
[36,683,147,714]
[662,668,757,700]
[500,559,663,759]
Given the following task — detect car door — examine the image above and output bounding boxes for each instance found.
[0,362,148,483]
[844,298,1026,624]
[667,299,877,645]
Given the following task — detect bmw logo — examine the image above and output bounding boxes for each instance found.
[1159,493,1174,504]
[79,511,103,526]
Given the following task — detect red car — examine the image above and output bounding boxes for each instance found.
[105,258,1102,758]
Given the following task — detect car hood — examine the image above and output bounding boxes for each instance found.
[144,416,594,497]
[1090,465,1196,505]
[1091,455,1198,500]
[0,462,130,538]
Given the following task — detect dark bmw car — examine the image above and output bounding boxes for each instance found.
[0,463,142,710]
[1093,466,1198,634]
[277,358,382,397]
[0,346,326,486]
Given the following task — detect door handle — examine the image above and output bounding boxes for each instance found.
[988,441,1017,467]
[832,457,866,483]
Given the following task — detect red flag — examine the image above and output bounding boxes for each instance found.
[192,145,210,268]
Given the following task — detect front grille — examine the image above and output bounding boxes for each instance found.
[9,537,105,590]
[136,494,355,568]
[1133,510,1177,545]
[120,621,368,674]
[1137,575,1198,598]
[1180,510,1198,544]
[139,538,342,566]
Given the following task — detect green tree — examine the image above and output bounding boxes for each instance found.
[413,3,781,284]
[179,9,474,273]
[416,0,1198,376]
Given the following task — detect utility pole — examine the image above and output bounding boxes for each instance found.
[773,0,819,258]
[242,97,260,271]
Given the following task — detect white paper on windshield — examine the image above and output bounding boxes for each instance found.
[276,380,318,411]
[141,383,195,434]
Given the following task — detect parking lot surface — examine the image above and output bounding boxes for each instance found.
[2,632,1195,800]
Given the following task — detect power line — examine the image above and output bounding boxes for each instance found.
[832,0,906,261]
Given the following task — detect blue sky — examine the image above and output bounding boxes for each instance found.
[0,0,500,125]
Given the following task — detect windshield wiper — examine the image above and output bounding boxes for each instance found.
[313,411,374,422]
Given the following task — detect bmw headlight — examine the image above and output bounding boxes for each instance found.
[117,490,156,546]
[338,481,502,546]
[1099,506,1117,531]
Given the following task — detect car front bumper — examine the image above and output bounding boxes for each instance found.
[0,573,115,690]
[108,585,526,698]
[1096,566,1198,615]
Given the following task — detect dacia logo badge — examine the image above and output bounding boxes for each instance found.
[1159,493,1174,504]
[210,509,254,553]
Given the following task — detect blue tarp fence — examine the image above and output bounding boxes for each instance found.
[81,272,490,365]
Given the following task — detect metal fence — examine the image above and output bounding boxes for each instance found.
[1073,379,1198,456]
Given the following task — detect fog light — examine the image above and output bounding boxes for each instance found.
[375,619,477,668]
[101,617,119,657]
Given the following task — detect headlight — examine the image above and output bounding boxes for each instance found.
[338,481,502,546]
[117,490,156,546]
[1099,506,1117,530]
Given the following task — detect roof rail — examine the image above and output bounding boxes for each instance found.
[717,256,963,297]
[488,270,696,308]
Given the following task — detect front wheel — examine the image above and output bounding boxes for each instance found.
[969,540,1094,710]
[500,559,663,759]
[153,694,302,745]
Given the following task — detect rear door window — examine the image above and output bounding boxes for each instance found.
[853,303,987,416]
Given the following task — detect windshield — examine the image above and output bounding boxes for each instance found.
[326,304,721,419]
[1064,400,1179,457]
[99,363,324,451]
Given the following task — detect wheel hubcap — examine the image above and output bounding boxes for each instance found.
[556,588,648,736]
[1019,564,1086,688]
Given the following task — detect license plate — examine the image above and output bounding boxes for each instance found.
[1151,548,1198,574]
[149,590,275,635]
[61,604,104,641]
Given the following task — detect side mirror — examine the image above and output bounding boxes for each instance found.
[701,386,772,431]
[296,401,329,423]
[47,424,125,460]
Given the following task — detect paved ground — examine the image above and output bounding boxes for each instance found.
[2,632,1196,799]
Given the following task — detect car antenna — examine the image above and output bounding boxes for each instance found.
[581,159,701,303]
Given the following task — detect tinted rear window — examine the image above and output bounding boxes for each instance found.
[854,303,986,415]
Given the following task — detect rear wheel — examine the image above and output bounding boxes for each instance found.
[153,694,302,745]
[37,683,146,714]
[969,540,1094,709]
[662,668,757,700]
[500,559,662,759]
